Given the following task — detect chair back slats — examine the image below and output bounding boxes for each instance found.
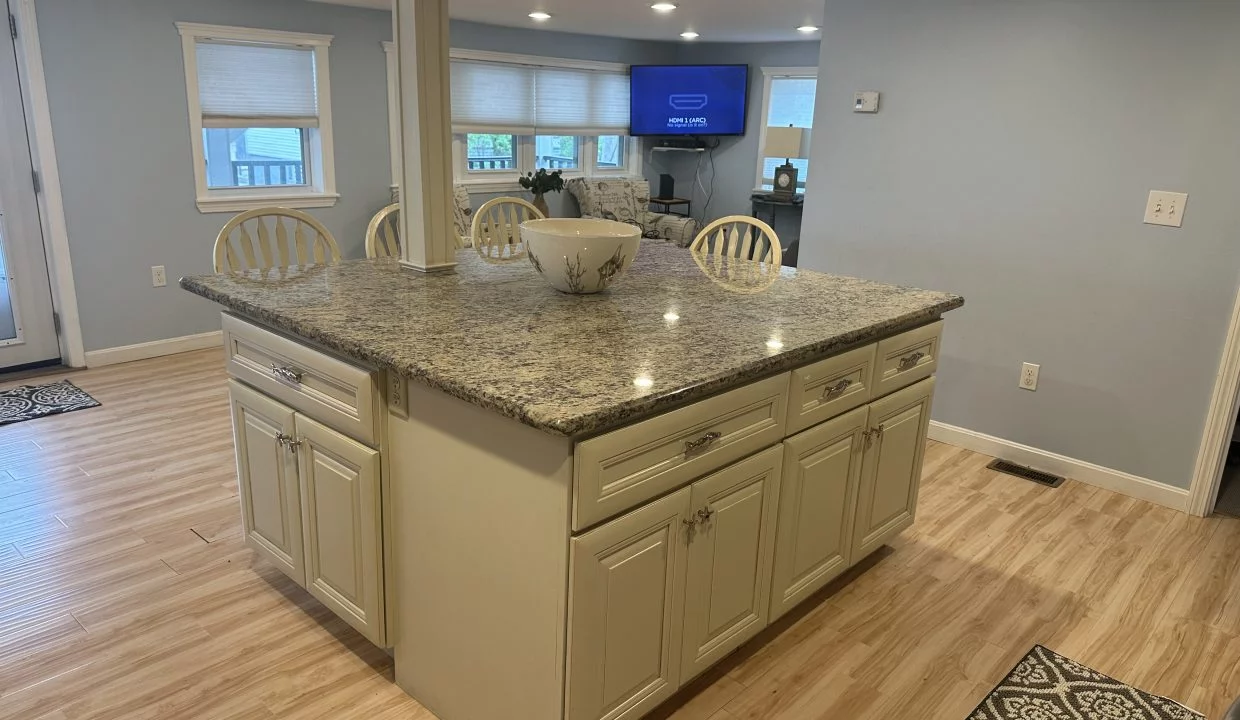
[691,215,782,266]
[365,203,401,259]
[472,197,545,261]
[214,208,340,273]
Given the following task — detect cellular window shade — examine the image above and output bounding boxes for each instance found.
[534,67,629,134]
[450,60,536,134]
[196,41,319,128]
[766,77,817,129]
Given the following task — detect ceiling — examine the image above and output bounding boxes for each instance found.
[309,0,825,43]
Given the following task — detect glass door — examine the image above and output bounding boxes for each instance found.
[0,6,59,369]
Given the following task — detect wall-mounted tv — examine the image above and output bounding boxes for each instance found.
[629,65,749,137]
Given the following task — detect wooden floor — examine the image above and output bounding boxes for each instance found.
[1,350,1238,720]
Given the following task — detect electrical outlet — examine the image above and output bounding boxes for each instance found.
[1019,363,1040,391]
[151,265,166,288]
[1144,191,1188,228]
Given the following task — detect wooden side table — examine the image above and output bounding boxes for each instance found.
[650,197,691,218]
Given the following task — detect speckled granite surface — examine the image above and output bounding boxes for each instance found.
[181,242,963,437]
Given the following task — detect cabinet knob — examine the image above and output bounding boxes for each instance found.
[696,507,715,524]
[684,431,722,457]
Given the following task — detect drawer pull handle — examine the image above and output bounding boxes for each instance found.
[821,378,852,401]
[270,364,304,385]
[684,431,722,457]
[275,433,303,452]
[897,352,926,372]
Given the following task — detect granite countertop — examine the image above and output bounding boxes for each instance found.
[181,242,963,437]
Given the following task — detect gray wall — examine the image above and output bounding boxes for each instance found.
[38,0,393,352]
[644,41,820,224]
[801,0,1240,489]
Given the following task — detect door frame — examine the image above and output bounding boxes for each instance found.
[1188,279,1240,516]
[6,0,85,367]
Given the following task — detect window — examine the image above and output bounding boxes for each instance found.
[177,23,337,212]
[755,68,818,193]
[444,50,640,189]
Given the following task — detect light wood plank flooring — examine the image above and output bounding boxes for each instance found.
[1,350,1238,720]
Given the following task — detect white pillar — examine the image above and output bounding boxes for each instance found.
[394,0,456,273]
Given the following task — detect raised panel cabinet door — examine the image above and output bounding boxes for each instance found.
[294,414,386,647]
[770,406,868,622]
[680,445,783,682]
[228,380,304,585]
[852,377,935,560]
[567,487,692,720]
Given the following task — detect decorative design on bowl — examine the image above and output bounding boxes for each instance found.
[519,218,642,294]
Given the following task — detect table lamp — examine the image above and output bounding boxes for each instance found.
[764,126,811,200]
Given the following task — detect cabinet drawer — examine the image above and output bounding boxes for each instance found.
[222,313,380,446]
[785,344,876,435]
[873,321,942,398]
[574,374,789,531]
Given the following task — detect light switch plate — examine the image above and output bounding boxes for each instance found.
[853,91,880,113]
[1144,191,1188,228]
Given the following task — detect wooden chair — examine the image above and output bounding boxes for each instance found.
[213,208,341,273]
[689,215,783,266]
[365,203,400,259]
[471,197,545,261]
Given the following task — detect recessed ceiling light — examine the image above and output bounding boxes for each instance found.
[796,25,820,33]
[529,11,551,21]
[651,2,678,11]
[680,31,699,39]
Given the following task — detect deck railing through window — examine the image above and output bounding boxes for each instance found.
[466,155,580,171]
[231,160,306,187]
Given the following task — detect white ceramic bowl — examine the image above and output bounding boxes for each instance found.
[519,218,642,294]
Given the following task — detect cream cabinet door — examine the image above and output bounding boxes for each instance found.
[680,445,782,682]
[228,380,304,585]
[567,487,692,720]
[770,406,868,622]
[295,414,386,647]
[852,377,935,560]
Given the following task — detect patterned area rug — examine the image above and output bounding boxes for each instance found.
[0,380,99,425]
[970,646,1204,719]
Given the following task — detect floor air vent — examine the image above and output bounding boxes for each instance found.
[986,459,1065,488]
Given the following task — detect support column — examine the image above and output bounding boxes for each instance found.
[394,0,456,273]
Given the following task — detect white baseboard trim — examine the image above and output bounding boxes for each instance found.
[84,330,222,368]
[928,421,1191,512]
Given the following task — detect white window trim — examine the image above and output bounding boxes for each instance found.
[754,66,817,193]
[383,40,399,193]
[176,22,339,213]
[452,134,642,193]
[448,48,627,74]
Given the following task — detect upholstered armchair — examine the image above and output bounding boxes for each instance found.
[390,184,474,248]
[566,177,699,247]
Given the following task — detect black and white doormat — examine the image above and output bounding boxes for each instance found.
[970,645,1203,720]
[0,380,100,426]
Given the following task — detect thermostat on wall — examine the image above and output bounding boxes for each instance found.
[854,91,880,113]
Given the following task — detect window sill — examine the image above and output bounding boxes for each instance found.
[195,192,340,214]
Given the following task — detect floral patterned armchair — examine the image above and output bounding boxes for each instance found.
[566,177,699,247]
[391,184,474,248]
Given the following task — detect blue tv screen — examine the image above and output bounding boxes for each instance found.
[629,65,749,136]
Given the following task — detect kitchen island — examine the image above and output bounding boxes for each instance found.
[182,241,963,720]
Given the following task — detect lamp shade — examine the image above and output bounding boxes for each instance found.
[764,126,804,159]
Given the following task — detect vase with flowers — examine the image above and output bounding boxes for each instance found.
[518,169,565,217]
